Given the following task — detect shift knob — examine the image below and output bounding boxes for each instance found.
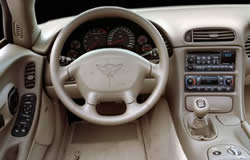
[193,97,209,119]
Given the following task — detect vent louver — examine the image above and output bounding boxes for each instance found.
[24,62,36,89]
[14,23,24,39]
[162,36,173,57]
[245,37,250,57]
[185,28,235,42]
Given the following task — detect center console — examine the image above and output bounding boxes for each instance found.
[167,46,250,160]
[184,50,236,92]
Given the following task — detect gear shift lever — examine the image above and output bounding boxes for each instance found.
[184,97,217,140]
[193,97,209,119]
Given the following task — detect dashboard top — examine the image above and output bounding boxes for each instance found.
[33,5,250,55]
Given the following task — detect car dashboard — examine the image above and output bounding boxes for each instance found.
[37,5,250,160]
[59,18,172,65]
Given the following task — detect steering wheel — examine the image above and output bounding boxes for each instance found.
[50,7,169,125]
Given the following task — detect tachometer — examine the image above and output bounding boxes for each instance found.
[83,28,107,51]
[70,40,81,49]
[107,26,135,49]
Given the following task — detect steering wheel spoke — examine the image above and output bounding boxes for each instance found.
[57,66,70,83]
[150,63,162,79]
[81,103,97,116]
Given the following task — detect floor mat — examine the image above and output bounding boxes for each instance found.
[63,122,146,160]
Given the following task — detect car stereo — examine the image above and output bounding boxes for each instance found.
[185,50,236,72]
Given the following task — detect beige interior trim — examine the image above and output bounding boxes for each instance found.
[0,44,44,160]
[6,0,40,48]
[140,98,188,160]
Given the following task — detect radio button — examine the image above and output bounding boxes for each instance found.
[207,66,212,71]
[211,66,218,71]
[217,87,223,92]
[187,65,194,71]
[229,65,234,71]
[208,87,215,91]
[188,86,194,91]
[219,65,224,71]
[196,60,201,65]
[196,87,201,91]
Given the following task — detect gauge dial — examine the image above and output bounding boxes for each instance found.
[70,40,81,49]
[66,49,79,59]
[107,27,135,49]
[141,44,153,53]
[137,35,148,45]
[83,28,107,51]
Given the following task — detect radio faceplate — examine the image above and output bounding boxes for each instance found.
[185,75,234,92]
[185,50,236,72]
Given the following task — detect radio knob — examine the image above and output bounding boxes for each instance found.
[187,78,195,85]
[187,57,195,64]
[225,79,233,86]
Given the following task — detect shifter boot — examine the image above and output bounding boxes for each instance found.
[184,97,218,140]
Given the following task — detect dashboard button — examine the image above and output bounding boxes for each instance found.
[187,65,193,71]
[196,60,201,65]
[217,87,223,92]
[187,57,195,64]
[213,151,222,156]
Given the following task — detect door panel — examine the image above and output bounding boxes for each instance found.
[0,44,44,160]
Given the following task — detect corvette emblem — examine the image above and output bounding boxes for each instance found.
[96,64,123,77]
[96,64,123,88]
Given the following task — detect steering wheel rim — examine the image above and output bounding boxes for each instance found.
[50,6,169,125]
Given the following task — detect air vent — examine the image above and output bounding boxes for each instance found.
[24,62,36,89]
[162,36,173,57]
[245,37,250,57]
[185,28,235,42]
[14,23,24,39]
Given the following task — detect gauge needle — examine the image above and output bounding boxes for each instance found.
[111,38,126,45]
[141,48,158,57]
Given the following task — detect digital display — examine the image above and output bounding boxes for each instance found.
[201,77,218,85]
[221,51,236,64]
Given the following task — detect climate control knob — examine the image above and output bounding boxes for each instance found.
[225,79,233,86]
[187,78,195,85]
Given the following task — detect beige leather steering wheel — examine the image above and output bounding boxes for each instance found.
[50,7,169,125]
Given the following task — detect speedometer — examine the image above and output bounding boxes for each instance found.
[107,27,135,49]
[83,28,107,51]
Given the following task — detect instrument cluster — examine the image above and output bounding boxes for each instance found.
[60,18,165,66]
